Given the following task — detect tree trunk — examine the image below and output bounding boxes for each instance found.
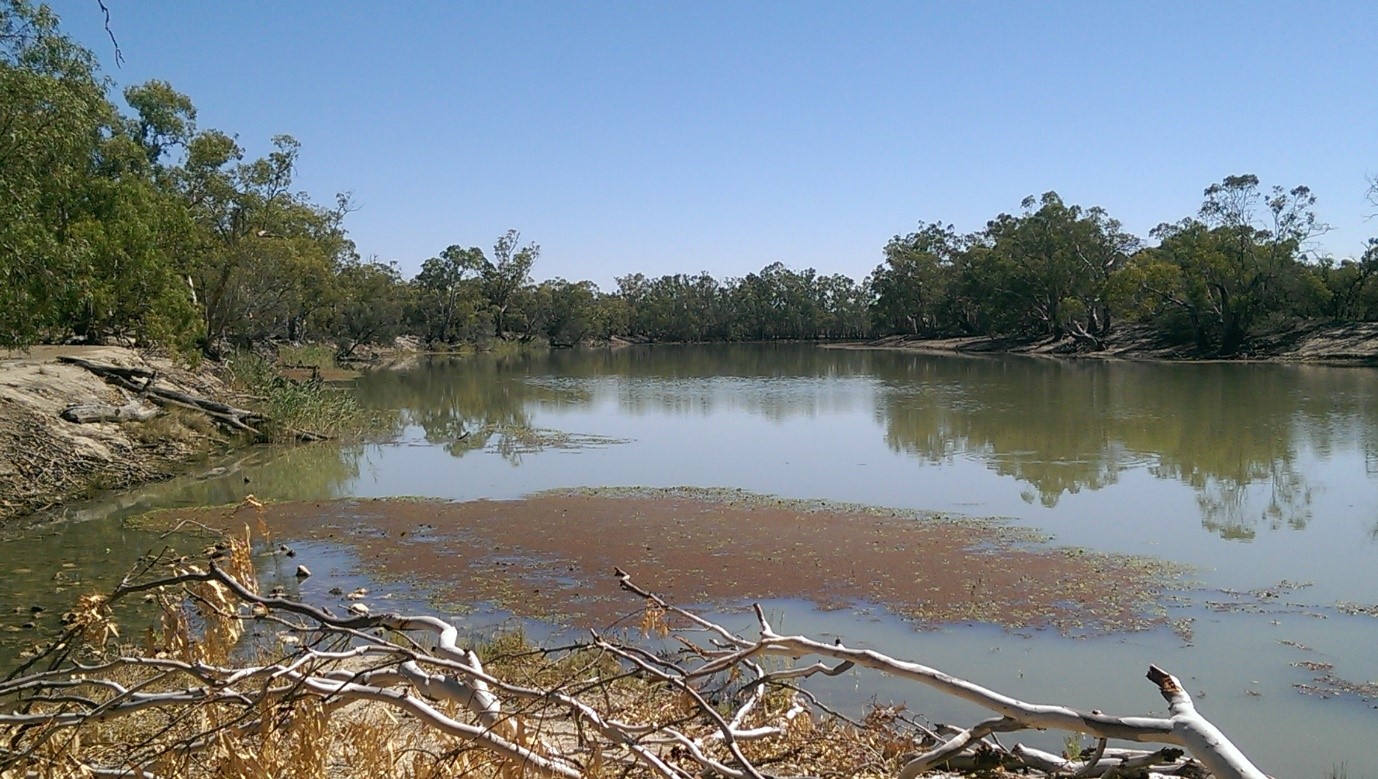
[61,400,162,424]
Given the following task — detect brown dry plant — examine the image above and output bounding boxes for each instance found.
[0,515,1244,779]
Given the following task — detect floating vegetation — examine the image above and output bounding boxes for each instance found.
[1205,579,1326,618]
[134,490,1192,639]
[486,425,630,453]
[544,485,1056,544]
[1336,602,1378,618]
[1295,673,1378,704]
[1278,638,1314,651]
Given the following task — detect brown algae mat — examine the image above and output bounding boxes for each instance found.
[146,488,1186,635]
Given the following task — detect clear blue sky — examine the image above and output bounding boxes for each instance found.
[49,1,1378,288]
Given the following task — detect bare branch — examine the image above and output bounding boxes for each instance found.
[0,548,1272,779]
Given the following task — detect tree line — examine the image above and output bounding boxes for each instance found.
[5,0,1378,358]
[873,181,1378,354]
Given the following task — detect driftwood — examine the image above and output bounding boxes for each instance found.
[55,356,325,442]
[60,400,162,424]
[0,524,1273,779]
[613,569,1268,779]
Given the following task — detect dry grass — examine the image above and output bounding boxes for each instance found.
[0,516,948,779]
[0,503,1217,779]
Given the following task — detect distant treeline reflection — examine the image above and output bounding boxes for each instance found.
[359,348,1378,538]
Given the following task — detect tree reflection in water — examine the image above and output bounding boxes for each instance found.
[871,355,1375,538]
[357,353,594,463]
[357,346,1377,540]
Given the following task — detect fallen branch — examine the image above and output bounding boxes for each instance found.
[0,531,1273,779]
[57,356,325,442]
[61,400,162,424]
[617,569,1270,779]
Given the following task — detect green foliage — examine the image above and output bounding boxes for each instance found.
[1124,175,1325,353]
[225,351,393,441]
[276,343,338,370]
[327,258,408,356]
[412,244,486,345]
[975,193,1139,340]
[617,272,723,341]
[865,194,1141,345]
[62,170,200,350]
[608,265,868,343]
[4,0,1375,359]
[482,229,538,337]
[0,2,351,355]
[864,176,1366,354]
[870,223,963,336]
[1,0,118,345]
[180,135,357,352]
[407,231,546,346]
[123,79,196,165]
[1313,240,1378,321]
[521,278,605,346]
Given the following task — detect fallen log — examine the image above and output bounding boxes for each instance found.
[60,400,163,424]
[754,608,1263,779]
[615,568,1270,779]
[56,356,292,441]
[0,529,1274,779]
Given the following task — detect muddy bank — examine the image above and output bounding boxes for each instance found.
[0,346,239,524]
[831,321,1378,363]
[147,490,1187,635]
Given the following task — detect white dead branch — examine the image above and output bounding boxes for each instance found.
[612,569,1268,779]
[737,606,1266,779]
[0,548,1272,779]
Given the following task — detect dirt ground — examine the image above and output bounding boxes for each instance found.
[150,490,1186,636]
[0,346,234,524]
[834,321,1378,363]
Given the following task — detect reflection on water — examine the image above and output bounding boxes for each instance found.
[868,356,1375,537]
[6,344,1378,777]
[356,347,1378,543]
[28,443,372,527]
[0,443,373,657]
[360,355,595,462]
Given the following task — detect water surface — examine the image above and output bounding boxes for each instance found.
[7,344,1378,777]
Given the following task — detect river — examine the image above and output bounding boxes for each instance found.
[5,343,1377,777]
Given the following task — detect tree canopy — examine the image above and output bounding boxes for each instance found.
[3,1,1375,357]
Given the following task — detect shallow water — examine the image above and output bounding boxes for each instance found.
[6,344,1378,777]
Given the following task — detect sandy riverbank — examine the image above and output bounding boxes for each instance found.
[0,346,238,524]
[829,321,1378,363]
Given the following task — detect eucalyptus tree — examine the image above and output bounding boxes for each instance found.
[816,272,870,339]
[1314,240,1378,321]
[729,262,859,340]
[729,263,798,339]
[1125,175,1326,353]
[0,1,206,349]
[67,133,201,349]
[481,230,538,337]
[173,130,355,351]
[108,74,358,351]
[414,244,485,344]
[1312,178,1378,321]
[1,0,100,344]
[613,273,652,338]
[869,222,965,336]
[524,278,604,347]
[624,272,724,341]
[329,258,408,357]
[122,79,197,167]
[978,193,1139,342]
